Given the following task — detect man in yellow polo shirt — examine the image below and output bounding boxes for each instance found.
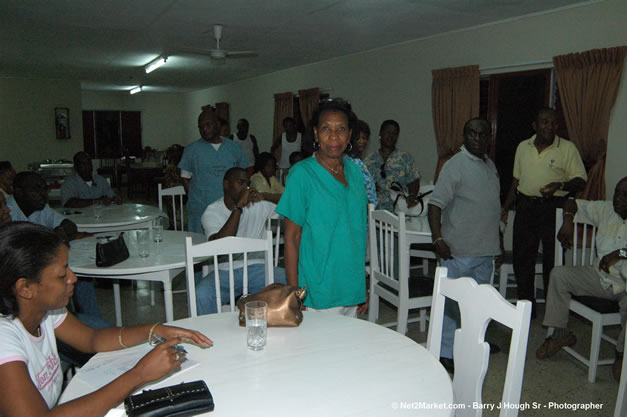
[502,107,587,317]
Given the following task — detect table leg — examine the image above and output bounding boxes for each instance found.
[113,281,122,327]
[163,281,174,323]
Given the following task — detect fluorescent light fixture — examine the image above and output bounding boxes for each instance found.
[145,56,167,73]
[130,86,142,95]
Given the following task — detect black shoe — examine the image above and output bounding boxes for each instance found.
[440,357,455,374]
[489,342,501,354]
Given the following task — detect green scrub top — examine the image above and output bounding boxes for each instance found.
[276,156,368,309]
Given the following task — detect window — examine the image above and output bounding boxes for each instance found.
[82,111,142,158]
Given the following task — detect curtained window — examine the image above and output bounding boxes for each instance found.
[553,46,626,200]
[431,65,480,181]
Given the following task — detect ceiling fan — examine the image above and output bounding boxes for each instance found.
[182,24,258,63]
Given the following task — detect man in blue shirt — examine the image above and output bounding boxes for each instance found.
[8,171,104,322]
[8,172,82,242]
[179,107,246,234]
[61,152,121,208]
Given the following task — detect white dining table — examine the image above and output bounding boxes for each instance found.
[60,312,454,417]
[405,215,432,245]
[60,203,165,233]
[69,230,206,326]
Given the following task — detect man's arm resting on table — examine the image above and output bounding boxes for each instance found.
[283,218,302,287]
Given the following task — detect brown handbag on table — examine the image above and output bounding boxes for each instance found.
[236,283,307,327]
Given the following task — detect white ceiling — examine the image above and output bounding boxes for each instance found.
[1,0,594,93]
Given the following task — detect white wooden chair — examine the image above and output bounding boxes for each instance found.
[367,205,431,334]
[427,266,532,417]
[184,231,274,317]
[552,208,621,383]
[497,210,544,302]
[158,184,185,231]
[615,329,627,417]
[266,212,283,267]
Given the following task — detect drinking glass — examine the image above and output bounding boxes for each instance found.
[136,230,151,258]
[245,301,268,351]
[153,217,164,243]
[92,202,103,220]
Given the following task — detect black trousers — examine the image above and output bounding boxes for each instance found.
[512,194,564,303]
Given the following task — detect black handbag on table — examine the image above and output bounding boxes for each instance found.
[124,380,214,417]
[95,233,130,267]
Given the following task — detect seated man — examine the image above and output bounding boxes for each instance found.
[196,167,287,315]
[61,151,122,208]
[8,171,85,242]
[536,176,627,381]
[8,171,104,319]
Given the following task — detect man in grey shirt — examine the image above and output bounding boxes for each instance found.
[428,118,502,374]
[61,152,121,208]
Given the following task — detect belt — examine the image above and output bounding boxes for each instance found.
[516,192,566,204]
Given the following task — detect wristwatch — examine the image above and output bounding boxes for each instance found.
[620,248,627,258]
[232,204,242,213]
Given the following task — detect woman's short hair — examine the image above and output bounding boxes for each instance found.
[311,98,356,131]
[379,119,400,135]
[254,152,276,173]
[0,222,65,317]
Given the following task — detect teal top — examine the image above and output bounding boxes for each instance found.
[276,156,368,309]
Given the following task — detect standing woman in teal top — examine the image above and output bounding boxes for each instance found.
[276,98,368,316]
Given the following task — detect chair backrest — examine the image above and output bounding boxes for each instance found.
[369,207,408,296]
[427,267,532,417]
[266,212,282,267]
[184,230,274,317]
[158,184,185,231]
[554,208,598,267]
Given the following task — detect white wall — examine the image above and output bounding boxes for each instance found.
[0,77,84,171]
[183,0,626,195]
[82,91,187,151]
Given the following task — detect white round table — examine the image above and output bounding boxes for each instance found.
[61,312,454,417]
[69,230,206,326]
[60,203,165,233]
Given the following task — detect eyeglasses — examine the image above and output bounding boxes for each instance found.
[380,163,387,179]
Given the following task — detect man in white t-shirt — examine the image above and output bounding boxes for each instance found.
[196,168,287,314]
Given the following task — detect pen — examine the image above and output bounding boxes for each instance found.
[151,333,188,354]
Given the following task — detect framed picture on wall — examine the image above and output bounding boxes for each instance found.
[55,107,71,139]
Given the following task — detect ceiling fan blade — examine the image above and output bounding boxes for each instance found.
[225,50,258,58]
[178,47,213,57]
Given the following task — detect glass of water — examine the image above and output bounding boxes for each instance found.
[245,301,268,351]
[136,230,151,258]
[92,202,103,220]
[153,217,164,243]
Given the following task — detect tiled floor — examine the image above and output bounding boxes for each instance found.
[85,191,622,416]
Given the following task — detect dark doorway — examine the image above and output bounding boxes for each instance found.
[481,69,552,200]
[82,111,142,158]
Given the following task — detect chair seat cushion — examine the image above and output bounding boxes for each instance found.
[572,295,620,314]
[377,276,434,298]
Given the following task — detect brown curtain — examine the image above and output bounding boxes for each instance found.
[272,92,294,142]
[298,87,320,128]
[431,65,480,181]
[553,46,626,200]
[215,102,230,125]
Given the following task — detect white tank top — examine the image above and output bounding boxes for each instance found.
[235,134,255,167]
[278,132,302,169]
